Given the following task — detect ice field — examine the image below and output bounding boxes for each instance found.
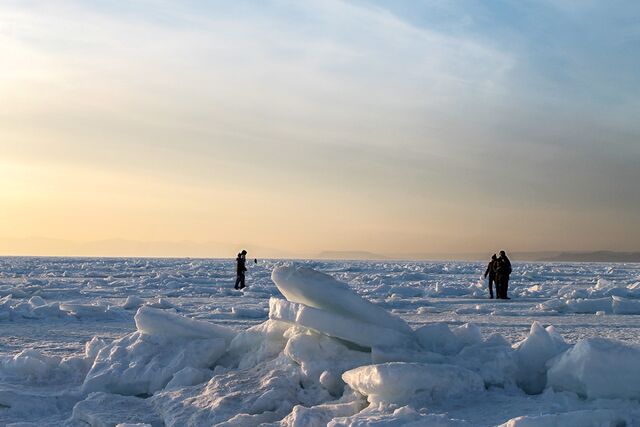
[2,257,640,426]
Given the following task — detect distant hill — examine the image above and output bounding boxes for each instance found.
[541,251,640,263]
[316,251,389,260]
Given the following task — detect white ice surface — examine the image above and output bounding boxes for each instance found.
[2,258,640,426]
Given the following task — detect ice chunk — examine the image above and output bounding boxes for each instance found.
[72,392,162,427]
[280,400,365,427]
[1,349,63,380]
[535,298,567,312]
[0,340,102,385]
[415,322,463,355]
[151,352,305,426]
[134,305,235,343]
[145,297,175,309]
[565,297,612,314]
[452,323,483,346]
[498,409,640,427]
[27,296,46,307]
[231,306,268,319]
[547,337,640,399]
[82,307,231,395]
[165,367,211,390]
[226,319,293,369]
[513,322,568,394]
[269,298,414,349]
[82,331,227,396]
[342,362,484,405]
[371,346,446,365]
[329,406,471,427]
[455,341,518,388]
[122,295,144,310]
[271,266,413,335]
[59,302,123,319]
[284,331,371,396]
[0,295,12,320]
[611,295,640,314]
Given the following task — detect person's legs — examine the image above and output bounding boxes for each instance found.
[239,273,245,289]
[495,275,503,298]
[234,275,241,289]
[488,277,494,298]
[503,276,510,299]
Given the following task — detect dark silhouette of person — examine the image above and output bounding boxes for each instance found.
[495,250,512,299]
[235,250,247,290]
[483,254,498,299]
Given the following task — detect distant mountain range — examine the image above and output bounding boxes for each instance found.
[316,251,389,260]
[317,251,640,263]
[538,251,640,263]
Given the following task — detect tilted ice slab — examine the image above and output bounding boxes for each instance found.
[81,306,234,396]
[269,298,414,349]
[271,265,414,335]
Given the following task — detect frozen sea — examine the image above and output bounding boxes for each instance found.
[1,257,640,426]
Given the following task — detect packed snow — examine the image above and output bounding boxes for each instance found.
[1,257,640,426]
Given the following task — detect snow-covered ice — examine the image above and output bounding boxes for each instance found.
[1,257,640,426]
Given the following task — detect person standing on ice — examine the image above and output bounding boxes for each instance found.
[235,250,248,290]
[483,254,498,299]
[495,250,512,299]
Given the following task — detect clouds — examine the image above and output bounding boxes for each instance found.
[1,0,639,254]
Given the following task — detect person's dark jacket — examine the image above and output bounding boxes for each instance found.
[484,260,497,279]
[496,256,512,277]
[236,255,247,275]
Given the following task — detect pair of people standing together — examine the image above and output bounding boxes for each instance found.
[484,250,511,299]
[235,250,248,290]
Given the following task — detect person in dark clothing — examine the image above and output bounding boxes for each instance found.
[495,250,512,299]
[235,250,247,290]
[483,254,498,299]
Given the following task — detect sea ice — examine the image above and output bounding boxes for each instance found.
[547,337,640,400]
[3,258,640,426]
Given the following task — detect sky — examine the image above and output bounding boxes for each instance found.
[1,0,639,258]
